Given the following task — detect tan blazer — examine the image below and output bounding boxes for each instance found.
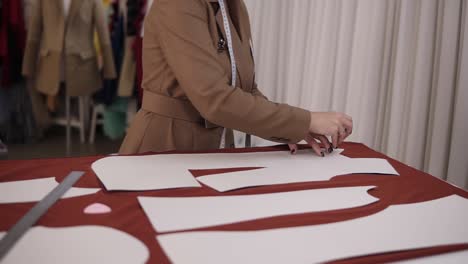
[22,0,116,97]
[119,0,310,154]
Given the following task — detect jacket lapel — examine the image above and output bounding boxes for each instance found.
[212,1,243,88]
[209,0,255,90]
[212,0,244,42]
[228,0,245,42]
[67,0,85,26]
[55,0,65,20]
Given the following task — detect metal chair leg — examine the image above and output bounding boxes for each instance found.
[78,97,85,144]
[65,93,71,156]
[89,105,98,144]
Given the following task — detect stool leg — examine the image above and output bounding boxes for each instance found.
[89,106,97,144]
[65,94,71,156]
[79,97,85,144]
[83,96,90,132]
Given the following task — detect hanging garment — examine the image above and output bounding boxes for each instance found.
[117,36,136,97]
[126,0,146,37]
[129,0,148,104]
[117,0,148,98]
[133,0,153,103]
[94,3,124,105]
[0,0,38,143]
[22,0,117,97]
[102,97,129,140]
[95,3,128,140]
[0,81,38,143]
[134,36,143,104]
[22,0,34,27]
[0,0,26,87]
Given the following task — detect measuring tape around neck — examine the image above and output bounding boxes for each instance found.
[217,0,237,88]
[217,0,236,148]
[216,0,252,148]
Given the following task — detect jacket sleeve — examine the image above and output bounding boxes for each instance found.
[22,0,42,77]
[94,0,117,79]
[251,81,268,100]
[240,0,268,101]
[153,0,310,143]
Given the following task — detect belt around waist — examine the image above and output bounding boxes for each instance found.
[142,91,211,125]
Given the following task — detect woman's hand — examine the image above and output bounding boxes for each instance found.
[288,133,332,156]
[288,112,353,157]
[309,112,353,148]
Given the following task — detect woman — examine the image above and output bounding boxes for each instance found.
[120,0,353,156]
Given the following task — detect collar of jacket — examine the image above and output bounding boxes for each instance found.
[56,0,84,26]
[208,0,245,42]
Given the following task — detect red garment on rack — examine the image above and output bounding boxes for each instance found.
[133,36,143,103]
[130,0,146,104]
[0,0,26,87]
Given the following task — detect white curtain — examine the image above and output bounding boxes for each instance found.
[242,0,468,189]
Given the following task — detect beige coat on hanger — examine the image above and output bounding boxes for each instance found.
[119,0,310,154]
[22,0,116,96]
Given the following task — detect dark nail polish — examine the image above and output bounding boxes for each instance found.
[321,151,325,157]
[328,146,333,153]
[290,149,296,155]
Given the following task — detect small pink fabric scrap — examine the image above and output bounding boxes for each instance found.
[84,203,112,214]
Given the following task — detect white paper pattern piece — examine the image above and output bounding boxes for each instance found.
[157,195,468,264]
[390,250,468,264]
[92,149,397,191]
[196,149,398,192]
[0,178,99,204]
[0,226,149,264]
[139,186,378,233]
[92,155,202,191]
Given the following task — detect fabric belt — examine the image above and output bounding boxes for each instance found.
[142,91,213,126]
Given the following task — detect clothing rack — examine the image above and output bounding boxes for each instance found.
[0,0,148,151]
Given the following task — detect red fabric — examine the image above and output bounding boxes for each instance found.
[0,0,26,87]
[1,143,467,263]
[135,0,147,38]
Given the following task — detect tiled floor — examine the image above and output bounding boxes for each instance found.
[1,126,122,160]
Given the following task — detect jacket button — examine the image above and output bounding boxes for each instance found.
[217,38,226,52]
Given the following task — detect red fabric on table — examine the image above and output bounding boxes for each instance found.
[1,142,467,263]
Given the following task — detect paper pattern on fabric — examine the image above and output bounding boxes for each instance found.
[157,195,468,264]
[0,178,99,204]
[390,250,468,264]
[195,149,398,191]
[92,155,202,191]
[92,149,397,191]
[0,226,149,264]
[138,186,378,232]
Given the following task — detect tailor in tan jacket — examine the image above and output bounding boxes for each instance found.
[119,0,311,154]
[22,0,116,97]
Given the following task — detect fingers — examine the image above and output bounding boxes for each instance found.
[315,134,332,153]
[288,144,298,155]
[331,127,339,149]
[308,111,353,149]
[338,128,347,146]
[305,136,323,157]
[336,113,353,146]
[342,116,353,136]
